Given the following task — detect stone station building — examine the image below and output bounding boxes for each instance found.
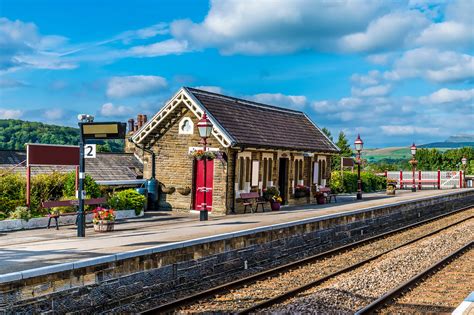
[128,87,339,215]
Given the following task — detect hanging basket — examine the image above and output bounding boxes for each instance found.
[160,186,176,194]
[177,187,191,195]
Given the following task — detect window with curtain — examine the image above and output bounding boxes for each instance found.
[238,157,245,190]
[263,158,268,189]
[245,157,251,183]
[294,159,299,182]
[299,160,303,180]
[268,158,273,182]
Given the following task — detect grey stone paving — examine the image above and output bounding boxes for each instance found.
[0,189,470,274]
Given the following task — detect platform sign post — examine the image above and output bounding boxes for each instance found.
[77,120,126,237]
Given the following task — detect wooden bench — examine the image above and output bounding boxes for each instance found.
[42,197,107,230]
[240,192,267,213]
[399,179,439,189]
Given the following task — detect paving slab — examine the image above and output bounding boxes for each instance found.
[0,189,471,274]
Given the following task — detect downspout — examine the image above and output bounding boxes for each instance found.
[128,137,155,179]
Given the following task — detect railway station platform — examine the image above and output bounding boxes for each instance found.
[453,292,474,315]
[1,188,473,313]
[0,188,472,275]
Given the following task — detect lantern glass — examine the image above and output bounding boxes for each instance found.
[354,134,363,152]
[410,143,417,156]
[197,114,213,138]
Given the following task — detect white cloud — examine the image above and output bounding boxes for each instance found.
[351,70,382,86]
[252,93,307,109]
[366,53,394,65]
[194,86,223,94]
[43,108,65,120]
[0,78,28,88]
[385,48,474,83]
[100,102,134,117]
[352,84,391,97]
[339,11,429,53]
[128,39,188,57]
[420,88,474,104]
[414,0,474,49]
[0,108,23,119]
[380,125,439,135]
[106,75,167,99]
[170,0,397,55]
[0,17,75,71]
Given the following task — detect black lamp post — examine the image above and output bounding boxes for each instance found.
[354,134,363,200]
[462,156,467,188]
[410,143,417,192]
[197,113,213,221]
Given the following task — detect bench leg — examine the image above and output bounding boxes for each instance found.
[260,203,265,212]
[47,217,52,229]
[55,217,59,230]
[244,204,249,214]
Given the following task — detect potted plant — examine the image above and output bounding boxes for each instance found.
[314,191,325,204]
[92,207,116,232]
[263,186,279,202]
[294,185,310,198]
[386,179,397,195]
[270,195,282,211]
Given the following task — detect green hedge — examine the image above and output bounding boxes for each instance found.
[0,171,100,219]
[330,171,386,194]
[108,189,146,215]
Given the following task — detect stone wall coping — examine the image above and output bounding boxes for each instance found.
[0,189,471,284]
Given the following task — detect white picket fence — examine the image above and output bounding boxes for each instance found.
[386,170,464,189]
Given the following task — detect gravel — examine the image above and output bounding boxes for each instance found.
[175,209,474,313]
[267,218,474,314]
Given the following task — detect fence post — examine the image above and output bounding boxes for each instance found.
[75,165,79,197]
[460,170,463,188]
[26,165,31,208]
[418,170,422,190]
[437,170,441,189]
[400,170,403,189]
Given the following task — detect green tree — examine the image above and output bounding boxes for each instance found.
[332,131,353,170]
[321,127,333,141]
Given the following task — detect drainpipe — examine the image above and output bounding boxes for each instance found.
[230,149,238,214]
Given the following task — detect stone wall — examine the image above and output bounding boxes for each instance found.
[2,190,473,313]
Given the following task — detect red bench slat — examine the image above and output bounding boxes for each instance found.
[42,197,107,208]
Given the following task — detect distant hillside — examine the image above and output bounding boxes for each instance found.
[0,119,124,152]
[419,142,474,148]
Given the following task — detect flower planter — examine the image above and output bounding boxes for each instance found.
[93,220,115,232]
[294,191,308,198]
[386,184,396,195]
[270,201,281,211]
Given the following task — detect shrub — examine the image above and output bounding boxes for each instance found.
[0,197,23,217]
[0,211,6,220]
[8,206,31,221]
[0,172,25,201]
[29,172,68,214]
[330,171,386,193]
[63,172,100,198]
[108,189,146,215]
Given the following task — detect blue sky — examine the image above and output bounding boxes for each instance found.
[0,0,472,147]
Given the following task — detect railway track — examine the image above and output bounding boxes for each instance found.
[358,242,474,314]
[140,205,473,314]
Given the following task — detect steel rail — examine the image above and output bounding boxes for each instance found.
[355,241,473,315]
[140,204,473,314]
[238,212,473,314]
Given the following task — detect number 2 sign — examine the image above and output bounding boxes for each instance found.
[84,144,96,159]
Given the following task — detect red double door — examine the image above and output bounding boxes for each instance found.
[193,159,214,211]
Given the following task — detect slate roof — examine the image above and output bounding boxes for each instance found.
[0,151,143,181]
[186,87,339,153]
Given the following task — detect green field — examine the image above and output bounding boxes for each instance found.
[363,147,453,162]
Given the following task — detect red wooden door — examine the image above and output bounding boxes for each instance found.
[193,159,214,211]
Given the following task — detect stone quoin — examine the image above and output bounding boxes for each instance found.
[127,87,340,214]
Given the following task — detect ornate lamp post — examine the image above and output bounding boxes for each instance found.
[409,143,417,192]
[461,157,467,188]
[197,113,213,221]
[354,134,364,200]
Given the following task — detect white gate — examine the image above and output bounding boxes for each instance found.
[386,170,463,189]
